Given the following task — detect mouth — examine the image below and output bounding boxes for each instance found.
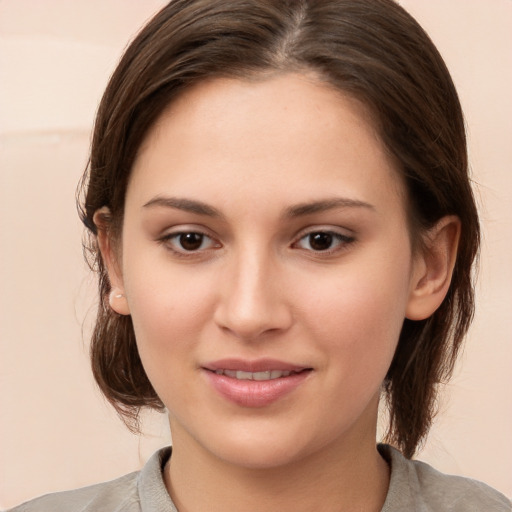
[201,359,313,407]
[209,369,308,380]
[203,358,312,380]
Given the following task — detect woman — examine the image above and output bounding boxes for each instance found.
[9,0,511,510]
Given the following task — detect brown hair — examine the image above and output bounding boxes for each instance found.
[78,0,480,458]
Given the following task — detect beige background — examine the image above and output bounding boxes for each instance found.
[1,0,511,507]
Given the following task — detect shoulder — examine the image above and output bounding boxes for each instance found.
[6,471,140,512]
[5,447,174,512]
[380,444,512,511]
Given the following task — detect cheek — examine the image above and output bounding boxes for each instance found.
[296,256,412,370]
[123,271,215,412]
[123,263,216,369]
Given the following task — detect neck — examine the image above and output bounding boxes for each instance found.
[165,425,389,512]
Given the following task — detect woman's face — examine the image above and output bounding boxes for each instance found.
[113,74,423,468]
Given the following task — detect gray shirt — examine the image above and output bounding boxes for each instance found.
[7,445,511,511]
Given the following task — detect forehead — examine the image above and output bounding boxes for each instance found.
[129,73,406,216]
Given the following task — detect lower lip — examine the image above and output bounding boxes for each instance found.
[203,370,311,408]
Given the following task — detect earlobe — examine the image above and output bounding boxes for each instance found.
[108,289,130,316]
[93,207,131,316]
[405,215,461,321]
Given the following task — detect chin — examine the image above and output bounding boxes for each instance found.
[215,441,304,470]
[194,420,334,471]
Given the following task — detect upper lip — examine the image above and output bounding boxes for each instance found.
[202,358,311,373]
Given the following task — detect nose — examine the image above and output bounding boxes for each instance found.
[213,249,293,341]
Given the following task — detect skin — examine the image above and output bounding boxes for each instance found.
[97,73,460,512]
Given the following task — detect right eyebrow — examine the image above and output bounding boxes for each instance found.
[142,196,225,219]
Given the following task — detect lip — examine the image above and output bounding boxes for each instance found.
[203,358,309,373]
[201,358,312,408]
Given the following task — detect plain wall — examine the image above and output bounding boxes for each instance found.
[1,0,511,507]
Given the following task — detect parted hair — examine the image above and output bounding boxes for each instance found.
[78,0,480,458]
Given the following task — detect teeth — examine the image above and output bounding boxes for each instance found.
[253,370,271,381]
[236,370,253,380]
[215,369,293,380]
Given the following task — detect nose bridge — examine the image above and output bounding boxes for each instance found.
[214,241,291,339]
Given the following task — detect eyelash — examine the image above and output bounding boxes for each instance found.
[158,228,355,258]
[159,230,220,257]
[292,230,355,255]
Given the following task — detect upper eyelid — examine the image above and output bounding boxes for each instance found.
[159,224,217,239]
[292,225,354,240]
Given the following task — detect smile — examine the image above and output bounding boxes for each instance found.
[202,360,312,407]
[214,369,296,380]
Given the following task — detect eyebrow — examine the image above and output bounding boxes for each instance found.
[284,198,375,217]
[143,196,224,218]
[142,195,375,219]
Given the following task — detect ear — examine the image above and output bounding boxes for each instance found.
[93,207,130,316]
[406,215,461,321]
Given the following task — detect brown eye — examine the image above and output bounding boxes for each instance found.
[179,232,204,251]
[295,230,354,253]
[163,231,219,254]
[308,232,334,251]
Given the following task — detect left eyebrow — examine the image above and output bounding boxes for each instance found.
[283,197,376,218]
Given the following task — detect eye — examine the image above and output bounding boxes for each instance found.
[294,231,354,253]
[163,231,219,254]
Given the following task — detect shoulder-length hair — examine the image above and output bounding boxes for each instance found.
[79,0,480,459]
